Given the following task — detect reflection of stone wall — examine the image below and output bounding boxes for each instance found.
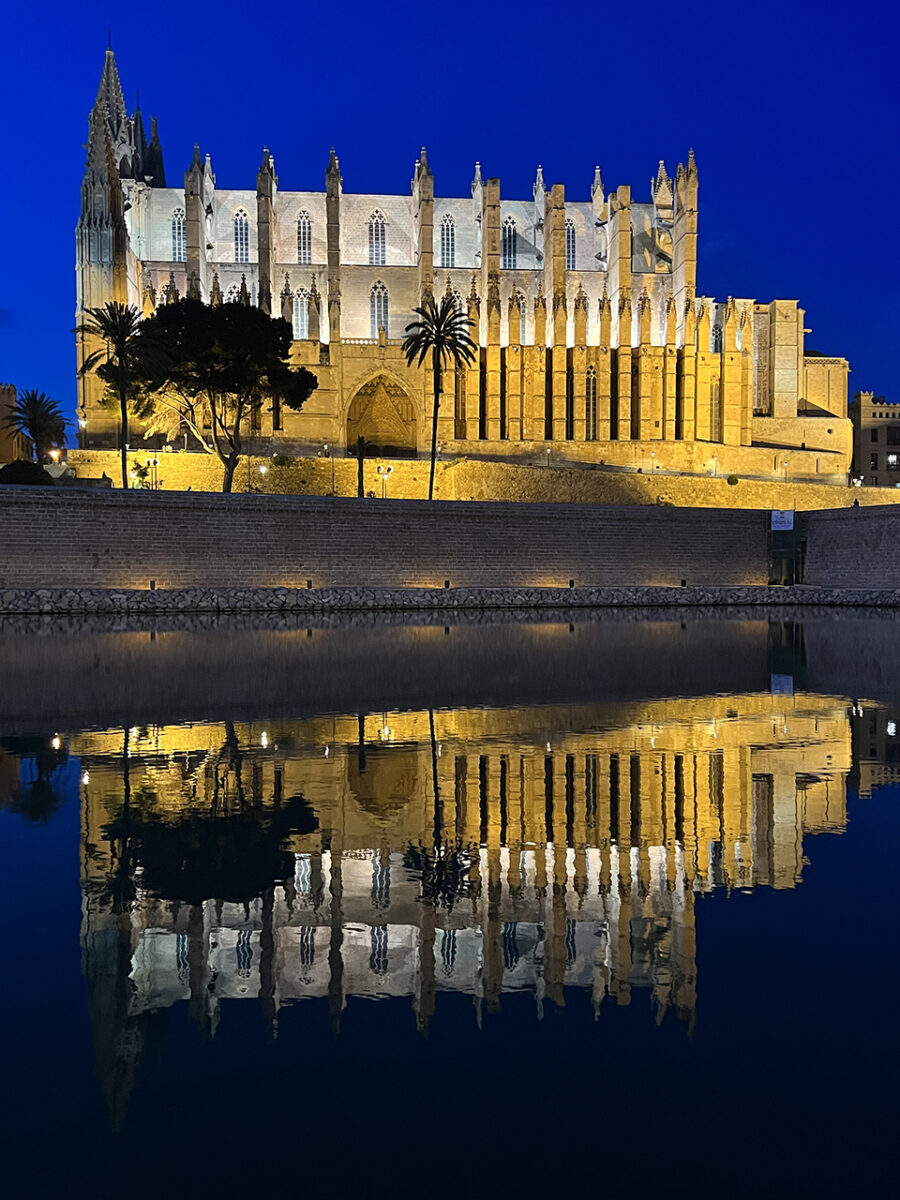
[0,616,773,729]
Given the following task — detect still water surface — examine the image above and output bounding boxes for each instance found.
[1,612,897,1197]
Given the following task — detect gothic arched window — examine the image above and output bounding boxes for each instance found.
[171,208,186,262]
[440,213,455,268]
[297,210,312,265]
[452,289,464,318]
[225,283,241,304]
[370,280,389,338]
[586,366,598,440]
[234,209,249,264]
[368,211,386,266]
[293,288,310,339]
[501,217,517,270]
[566,218,576,271]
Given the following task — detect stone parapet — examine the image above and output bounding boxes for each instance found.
[3,583,900,616]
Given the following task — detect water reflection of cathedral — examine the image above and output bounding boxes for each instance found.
[73,693,852,1120]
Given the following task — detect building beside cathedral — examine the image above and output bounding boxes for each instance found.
[77,49,852,482]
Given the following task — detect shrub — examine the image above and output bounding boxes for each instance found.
[726,474,740,486]
[0,459,54,486]
[271,454,292,467]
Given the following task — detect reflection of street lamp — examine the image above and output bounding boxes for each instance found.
[376,463,394,499]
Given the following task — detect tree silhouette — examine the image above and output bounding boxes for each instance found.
[402,292,476,500]
[2,389,67,463]
[75,302,162,489]
[134,299,318,493]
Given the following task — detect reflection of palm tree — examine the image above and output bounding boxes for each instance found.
[0,734,68,824]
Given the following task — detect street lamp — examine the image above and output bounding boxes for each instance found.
[782,460,789,483]
[545,447,552,469]
[650,450,656,472]
[712,454,719,477]
[145,457,159,490]
[258,464,268,491]
[376,463,394,499]
[319,443,335,495]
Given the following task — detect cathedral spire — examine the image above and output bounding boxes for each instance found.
[132,93,148,181]
[591,165,604,200]
[94,47,128,141]
[144,116,166,187]
[533,164,545,202]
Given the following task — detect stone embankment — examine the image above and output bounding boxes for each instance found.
[3,584,900,616]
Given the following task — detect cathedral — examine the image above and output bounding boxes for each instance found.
[77,49,852,482]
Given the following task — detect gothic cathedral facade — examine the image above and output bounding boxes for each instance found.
[77,49,852,481]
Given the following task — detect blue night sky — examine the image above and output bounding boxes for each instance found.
[1,0,897,419]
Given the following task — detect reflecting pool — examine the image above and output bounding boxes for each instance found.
[1,612,897,1197]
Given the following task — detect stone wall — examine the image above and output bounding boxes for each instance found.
[66,448,900,511]
[0,487,770,590]
[804,507,900,587]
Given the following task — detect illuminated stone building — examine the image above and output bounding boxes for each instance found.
[77,50,852,484]
[74,693,851,1120]
[0,385,31,464]
[849,390,900,487]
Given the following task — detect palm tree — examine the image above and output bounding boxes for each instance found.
[2,389,67,463]
[402,292,476,500]
[75,302,150,489]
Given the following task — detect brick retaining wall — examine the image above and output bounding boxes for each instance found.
[0,488,769,590]
[803,507,900,587]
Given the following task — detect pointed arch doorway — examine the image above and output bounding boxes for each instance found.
[346,375,418,458]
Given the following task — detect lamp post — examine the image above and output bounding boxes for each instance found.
[782,460,789,483]
[545,447,552,469]
[376,463,393,499]
[258,464,268,492]
[650,450,656,473]
[145,457,159,490]
[319,443,335,495]
[712,454,719,477]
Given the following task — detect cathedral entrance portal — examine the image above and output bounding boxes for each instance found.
[346,376,418,458]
